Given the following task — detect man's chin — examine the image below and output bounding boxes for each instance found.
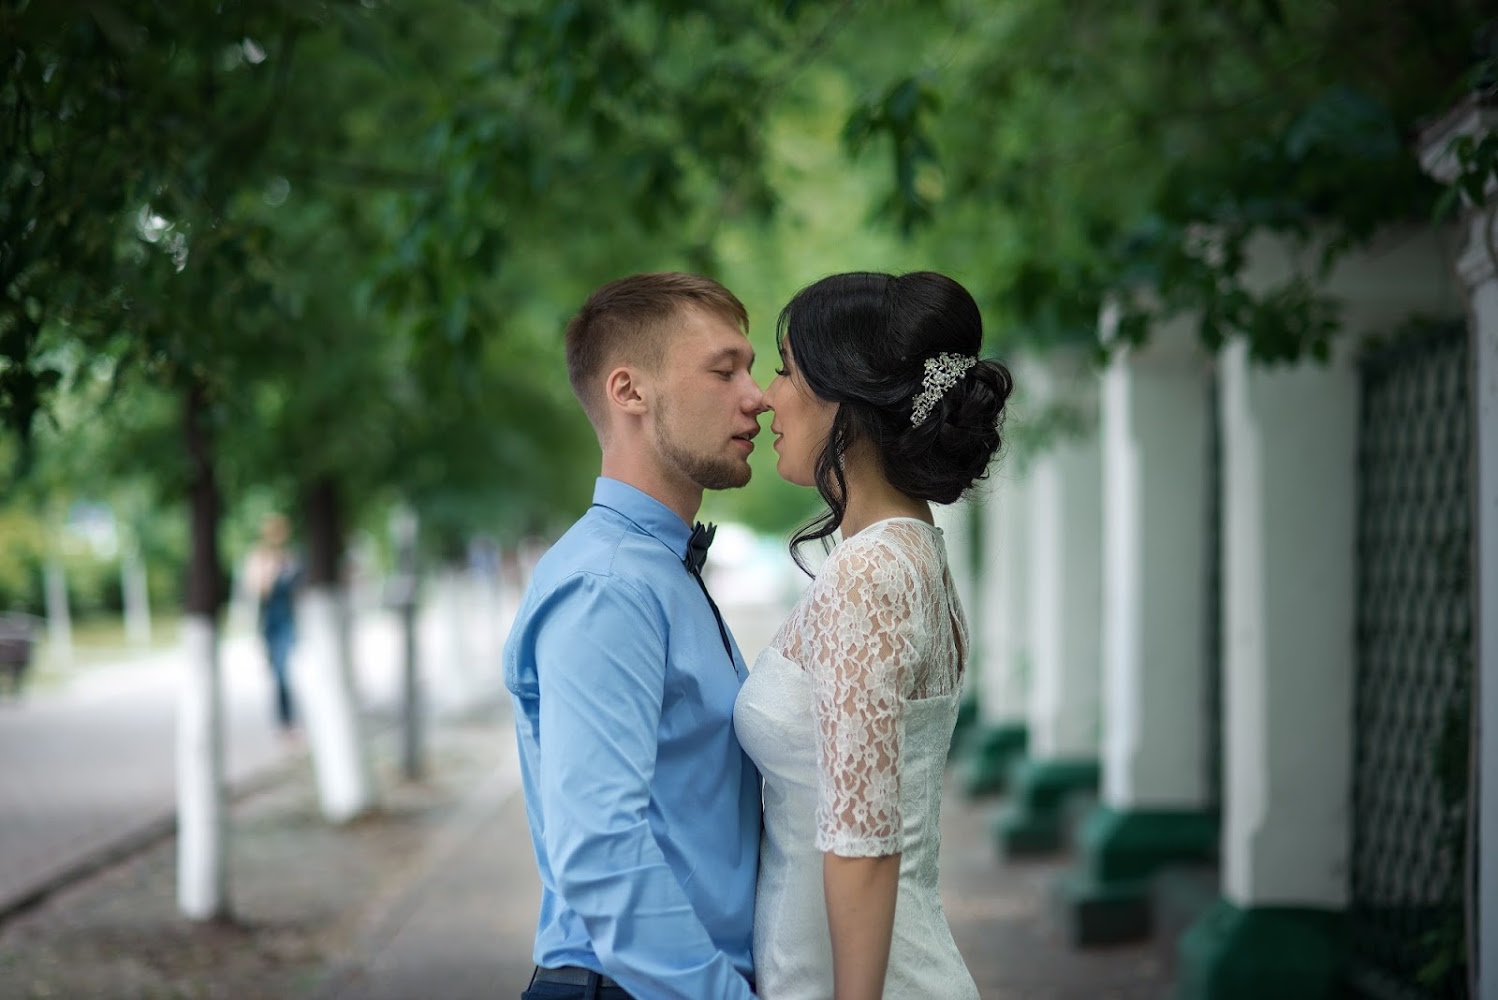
[701,470,752,491]
[695,460,753,492]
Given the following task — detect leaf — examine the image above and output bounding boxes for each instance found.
[1424,184,1453,223]
[80,1,142,52]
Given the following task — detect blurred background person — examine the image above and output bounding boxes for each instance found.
[245,513,301,734]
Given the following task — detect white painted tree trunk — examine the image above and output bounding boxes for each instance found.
[426,568,484,717]
[298,585,377,823]
[122,541,152,647]
[177,615,228,920]
[43,556,72,667]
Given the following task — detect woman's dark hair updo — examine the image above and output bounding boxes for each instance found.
[778,270,1014,563]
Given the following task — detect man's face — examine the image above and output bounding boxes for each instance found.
[651,307,763,491]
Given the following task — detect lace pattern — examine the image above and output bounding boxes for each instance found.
[771,519,968,857]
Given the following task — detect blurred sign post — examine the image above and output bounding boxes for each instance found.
[389,507,423,781]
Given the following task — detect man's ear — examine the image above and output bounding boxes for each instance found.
[605,365,650,417]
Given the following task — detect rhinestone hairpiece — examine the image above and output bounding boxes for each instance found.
[909,352,978,425]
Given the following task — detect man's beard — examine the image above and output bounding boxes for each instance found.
[655,411,751,491]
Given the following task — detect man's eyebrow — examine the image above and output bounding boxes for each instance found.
[707,345,755,369]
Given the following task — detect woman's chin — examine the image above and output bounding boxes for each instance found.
[774,460,813,488]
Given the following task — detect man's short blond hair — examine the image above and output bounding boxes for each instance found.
[564,273,749,431]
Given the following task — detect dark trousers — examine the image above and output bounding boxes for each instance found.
[521,972,634,1000]
[262,623,296,728]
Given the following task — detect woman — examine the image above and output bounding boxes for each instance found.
[734,271,1012,999]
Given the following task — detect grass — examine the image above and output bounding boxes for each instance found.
[21,614,187,694]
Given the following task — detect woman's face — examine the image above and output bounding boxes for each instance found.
[762,339,838,488]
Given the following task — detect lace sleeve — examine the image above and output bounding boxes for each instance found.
[807,537,919,857]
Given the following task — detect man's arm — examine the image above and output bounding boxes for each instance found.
[534,573,755,1000]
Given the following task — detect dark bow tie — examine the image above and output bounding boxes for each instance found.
[685,521,716,575]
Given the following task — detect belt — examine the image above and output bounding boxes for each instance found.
[532,966,622,989]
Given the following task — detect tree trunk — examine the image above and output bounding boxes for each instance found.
[42,555,72,668]
[299,476,377,823]
[122,528,152,647]
[390,507,423,781]
[177,378,228,922]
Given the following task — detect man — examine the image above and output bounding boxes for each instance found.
[504,273,765,999]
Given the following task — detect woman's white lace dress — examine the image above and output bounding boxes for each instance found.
[734,518,979,1000]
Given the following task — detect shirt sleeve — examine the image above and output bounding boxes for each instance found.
[533,572,756,1000]
[807,539,918,857]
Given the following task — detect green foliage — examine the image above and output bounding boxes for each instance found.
[1,0,879,551]
[1438,128,1498,220]
[0,503,43,609]
[844,0,1492,362]
[10,0,1488,551]
[844,75,943,236]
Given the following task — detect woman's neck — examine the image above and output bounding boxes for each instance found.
[836,445,932,538]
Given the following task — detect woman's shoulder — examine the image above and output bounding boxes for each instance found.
[836,517,945,564]
[817,518,945,592]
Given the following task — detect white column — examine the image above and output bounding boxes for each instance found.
[1053,321,1218,946]
[1420,105,1498,996]
[1463,224,1498,1000]
[1026,382,1103,763]
[977,473,1030,729]
[994,359,1103,854]
[1100,327,1210,810]
[1469,237,1498,1000]
[177,615,227,919]
[1219,339,1356,907]
[934,498,977,675]
[934,500,976,616]
[298,586,378,823]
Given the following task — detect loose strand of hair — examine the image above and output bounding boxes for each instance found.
[789,414,853,576]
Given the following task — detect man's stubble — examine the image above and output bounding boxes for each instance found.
[653,396,752,492]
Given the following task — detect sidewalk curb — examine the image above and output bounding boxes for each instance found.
[0,743,314,925]
[311,745,524,1000]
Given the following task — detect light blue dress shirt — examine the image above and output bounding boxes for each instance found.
[504,478,761,999]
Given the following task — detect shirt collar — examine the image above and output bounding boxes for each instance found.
[592,477,694,561]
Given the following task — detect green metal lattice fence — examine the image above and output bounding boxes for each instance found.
[1349,320,1474,1000]
[1203,366,1223,820]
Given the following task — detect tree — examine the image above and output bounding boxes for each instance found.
[3,0,900,918]
[839,0,1493,362]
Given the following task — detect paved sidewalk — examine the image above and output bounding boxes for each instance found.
[316,714,1173,1000]
[0,703,1174,1000]
[0,588,1175,999]
[0,592,508,923]
[0,633,303,920]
